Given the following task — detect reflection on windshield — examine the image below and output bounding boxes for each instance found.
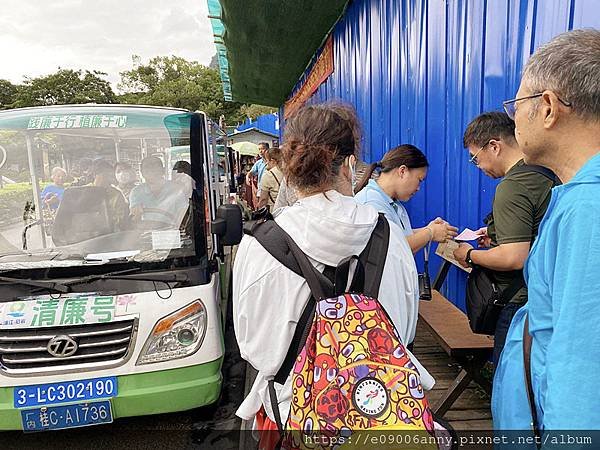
[0,118,197,270]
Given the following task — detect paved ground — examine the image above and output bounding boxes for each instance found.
[0,302,246,450]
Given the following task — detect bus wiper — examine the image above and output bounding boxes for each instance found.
[64,268,189,286]
[0,275,71,293]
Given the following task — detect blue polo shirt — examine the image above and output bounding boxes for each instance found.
[354,179,413,235]
[492,152,600,433]
[40,184,65,210]
[250,158,267,184]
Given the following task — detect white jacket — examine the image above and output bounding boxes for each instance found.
[233,190,435,425]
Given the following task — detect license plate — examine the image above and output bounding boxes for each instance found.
[21,400,113,432]
[14,377,117,408]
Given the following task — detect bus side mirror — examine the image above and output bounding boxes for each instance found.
[211,204,243,246]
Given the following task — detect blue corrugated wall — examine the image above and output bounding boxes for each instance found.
[235,113,280,136]
[287,0,600,310]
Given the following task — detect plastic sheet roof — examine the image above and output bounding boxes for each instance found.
[207,0,348,106]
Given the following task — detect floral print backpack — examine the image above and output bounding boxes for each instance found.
[249,214,437,449]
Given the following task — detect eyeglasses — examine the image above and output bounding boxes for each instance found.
[503,93,572,120]
[469,140,493,166]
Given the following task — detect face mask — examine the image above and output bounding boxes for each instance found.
[349,160,357,195]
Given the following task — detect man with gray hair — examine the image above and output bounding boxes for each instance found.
[41,166,67,211]
[493,29,600,434]
[245,142,269,203]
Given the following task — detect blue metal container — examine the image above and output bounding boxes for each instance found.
[288,0,600,310]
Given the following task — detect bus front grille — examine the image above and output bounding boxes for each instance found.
[0,318,138,377]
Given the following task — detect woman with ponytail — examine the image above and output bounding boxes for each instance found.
[355,145,458,253]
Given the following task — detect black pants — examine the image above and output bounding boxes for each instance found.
[493,302,524,366]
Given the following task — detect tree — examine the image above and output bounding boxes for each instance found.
[12,69,116,108]
[0,80,18,109]
[118,55,250,124]
[239,104,277,120]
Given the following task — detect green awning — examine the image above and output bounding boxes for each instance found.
[208,0,348,107]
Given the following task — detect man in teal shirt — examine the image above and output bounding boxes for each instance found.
[493,29,600,439]
[246,142,269,199]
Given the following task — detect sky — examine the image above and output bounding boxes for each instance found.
[0,0,216,92]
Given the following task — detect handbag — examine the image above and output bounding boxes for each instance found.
[466,267,524,335]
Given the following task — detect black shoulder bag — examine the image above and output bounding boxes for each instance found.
[466,267,524,335]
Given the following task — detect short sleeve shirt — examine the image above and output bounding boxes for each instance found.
[354,179,413,235]
[250,159,267,184]
[40,184,65,210]
[260,167,283,208]
[129,182,188,225]
[487,159,554,303]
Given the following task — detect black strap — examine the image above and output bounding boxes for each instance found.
[265,170,281,204]
[271,170,281,187]
[510,164,561,186]
[245,217,333,294]
[498,272,526,305]
[358,214,390,298]
[268,380,285,435]
[423,239,431,276]
[523,315,542,449]
[332,256,360,295]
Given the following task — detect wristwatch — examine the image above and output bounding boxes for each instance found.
[465,248,475,268]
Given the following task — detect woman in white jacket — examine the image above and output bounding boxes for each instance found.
[232,103,434,442]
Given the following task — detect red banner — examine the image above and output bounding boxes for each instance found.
[284,35,334,119]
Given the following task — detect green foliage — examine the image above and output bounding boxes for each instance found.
[117,55,259,125]
[11,69,116,108]
[0,182,33,227]
[239,104,278,120]
[0,80,18,109]
[2,57,275,126]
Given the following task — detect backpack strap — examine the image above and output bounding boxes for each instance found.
[510,164,562,186]
[498,272,526,305]
[523,315,542,449]
[243,216,301,277]
[354,213,390,298]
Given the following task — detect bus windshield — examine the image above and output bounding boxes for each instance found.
[0,105,204,272]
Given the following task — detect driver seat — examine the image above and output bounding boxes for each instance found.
[52,186,113,246]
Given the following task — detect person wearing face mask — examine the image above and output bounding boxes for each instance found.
[93,159,131,231]
[233,103,434,445]
[114,162,138,200]
[354,145,458,254]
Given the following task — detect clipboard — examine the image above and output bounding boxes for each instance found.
[435,240,472,274]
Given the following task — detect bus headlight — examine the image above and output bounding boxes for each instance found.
[137,300,207,365]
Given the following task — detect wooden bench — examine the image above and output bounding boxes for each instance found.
[419,290,494,416]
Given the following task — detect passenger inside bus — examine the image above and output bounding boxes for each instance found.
[71,157,94,186]
[172,160,195,198]
[92,159,131,231]
[129,156,188,229]
[114,161,138,200]
[41,166,67,211]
